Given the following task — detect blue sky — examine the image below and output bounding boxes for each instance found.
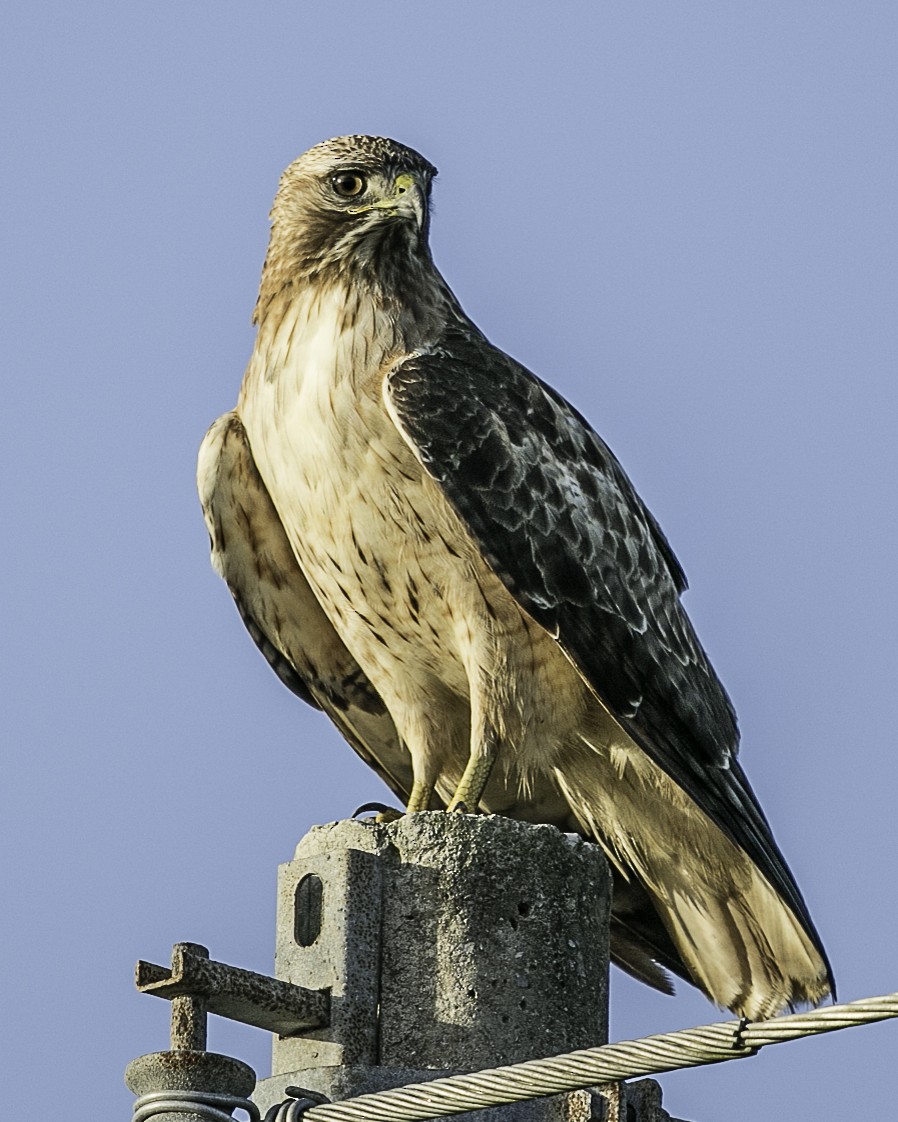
[4,4,897,1119]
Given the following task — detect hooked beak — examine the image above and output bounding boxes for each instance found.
[348,172,426,229]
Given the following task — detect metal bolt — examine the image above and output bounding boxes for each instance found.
[170,942,209,1050]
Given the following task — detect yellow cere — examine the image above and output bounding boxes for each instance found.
[348,173,416,214]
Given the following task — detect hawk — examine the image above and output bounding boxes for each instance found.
[198,135,833,1017]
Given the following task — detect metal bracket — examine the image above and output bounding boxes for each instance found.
[136,942,330,1047]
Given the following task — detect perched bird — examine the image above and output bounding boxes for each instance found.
[198,135,833,1017]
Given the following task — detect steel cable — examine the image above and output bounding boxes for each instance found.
[289,989,898,1121]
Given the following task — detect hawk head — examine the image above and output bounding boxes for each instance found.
[256,136,439,316]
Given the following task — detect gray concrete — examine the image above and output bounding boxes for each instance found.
[271,817,388,1072]
[379,814,610,1069]
[125,811,688,1121]
[258,811,615,1118]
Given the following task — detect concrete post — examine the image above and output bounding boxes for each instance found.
[255,812,614,1118]
[126,814,688,1121]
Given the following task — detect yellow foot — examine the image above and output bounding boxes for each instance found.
[405,779,435,814]
[444,737,497,815]
[375,808,404,823]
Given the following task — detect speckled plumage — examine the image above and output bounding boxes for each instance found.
[198,136,833,1017]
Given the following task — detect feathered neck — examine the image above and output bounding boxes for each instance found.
[257,205,447,316]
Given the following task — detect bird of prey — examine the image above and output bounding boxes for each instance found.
[198,135,833,1018]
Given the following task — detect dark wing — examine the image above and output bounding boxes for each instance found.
[385,326,825,959]
[197,411,416,801]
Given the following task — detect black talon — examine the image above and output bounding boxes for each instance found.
[352,801,399,819]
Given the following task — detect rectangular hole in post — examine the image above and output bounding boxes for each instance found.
[294,873,323,947]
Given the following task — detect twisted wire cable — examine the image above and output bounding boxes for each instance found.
[293,989,898,1122]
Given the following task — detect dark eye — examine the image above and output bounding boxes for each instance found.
[332,171,367,198]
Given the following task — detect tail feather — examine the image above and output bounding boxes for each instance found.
[656,874,830,1017]
[553,737,832,1018]
[609,932,676,996]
